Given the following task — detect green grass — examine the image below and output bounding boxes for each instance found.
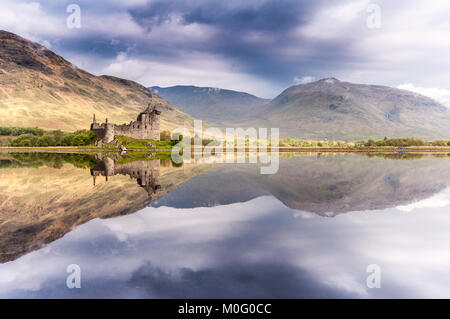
[116,136,174,149]
[116,151,172,164]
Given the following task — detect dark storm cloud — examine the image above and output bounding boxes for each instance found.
[128,261,353,298]
[130,0,317,32]
[125,0,343,79]
[4,0,449,100]
[0,0,372,96]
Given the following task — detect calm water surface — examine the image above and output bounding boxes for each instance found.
[1,152,450,298]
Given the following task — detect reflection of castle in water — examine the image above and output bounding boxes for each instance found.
[91,155,161,198]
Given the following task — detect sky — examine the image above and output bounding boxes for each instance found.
[1,0,450,101]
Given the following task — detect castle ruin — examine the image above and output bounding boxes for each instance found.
[90,103,161,144]
[91,155,161,199]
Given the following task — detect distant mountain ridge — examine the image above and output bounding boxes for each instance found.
[149,85,269,125]
[261,78,450,140]
[152,78,450,140]
[0,30,196,132]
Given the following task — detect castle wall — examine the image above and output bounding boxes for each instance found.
[90,123,115,144]
[91,123,107,140]
[114,118,159,140]
[90,108,160,144]
[104,124,115,143]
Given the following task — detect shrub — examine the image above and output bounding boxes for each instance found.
[0,127,44,136]
[365,139,376,147]
[8,129,96,147]
[432,140,448,146]
[384,137,427,146]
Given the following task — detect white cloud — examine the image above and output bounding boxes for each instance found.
[295,0,450,92]
[299,0,370,40]
[293,76,315,85]
[0,1,65,42]
[3,194,450,298]
[102,51,278,98]
[398,83,450,108]
[397,187,450,212]
[83,12,146,38]
[2,1,450,98]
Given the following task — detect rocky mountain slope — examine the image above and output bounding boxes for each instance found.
[259,78,450,140]
[0,30,195,132]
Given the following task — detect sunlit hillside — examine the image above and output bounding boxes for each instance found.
[0,30,196,133]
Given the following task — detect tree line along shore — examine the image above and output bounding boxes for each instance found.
[1,126,450,149]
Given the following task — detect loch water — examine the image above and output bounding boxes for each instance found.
[1,151,450,298]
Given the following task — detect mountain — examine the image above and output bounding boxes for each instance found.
[152,78,450,140]
[256,78,450,140]
[0,30,195,132]
[149,85,269,125]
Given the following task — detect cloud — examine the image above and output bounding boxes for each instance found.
[102,51,278,97]
[293,76,315,85]
[1,1,450,97]
[3,193,450,298]
[397,83,450,108]
[397,187,450,212]
[129,261,351,298]
[0,1,65,42]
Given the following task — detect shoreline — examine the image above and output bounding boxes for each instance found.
[1,146,450,153]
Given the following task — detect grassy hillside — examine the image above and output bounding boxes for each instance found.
[0,30,196,132]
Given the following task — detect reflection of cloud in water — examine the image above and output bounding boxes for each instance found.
[129,261,351,298]
[2,193,450,298]
[396,187,450,212]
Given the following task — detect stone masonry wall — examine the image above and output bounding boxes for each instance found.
[91,108,160,144]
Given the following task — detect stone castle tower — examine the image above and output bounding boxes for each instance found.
[90,103,161,144]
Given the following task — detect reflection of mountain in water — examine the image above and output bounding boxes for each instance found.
[1,152,450,263]
[155,153,450,216]
[0,152,211,263]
